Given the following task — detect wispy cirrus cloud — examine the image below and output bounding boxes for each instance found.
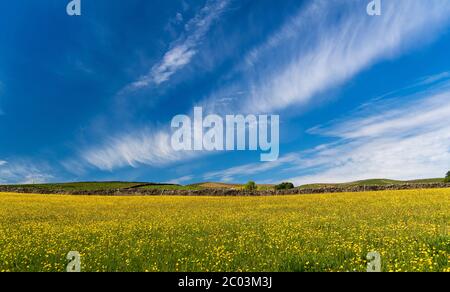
[203,153,301,182]
[206,0,450,114]
[80,0,450,175]
[122,0,230,92]
[247,0,450,112]
[166,174,194,185]
[206,75,450,184]
[75,1,231,172]
[0,160,54,184]
[81,129,199,171]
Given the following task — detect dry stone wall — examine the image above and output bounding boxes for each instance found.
[0,183,449,196]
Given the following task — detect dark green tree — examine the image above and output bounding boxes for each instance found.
[445,171,450,183]
[275,182,295,190]
[244,181,257,191]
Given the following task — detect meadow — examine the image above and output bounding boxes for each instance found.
[0,189,448,272]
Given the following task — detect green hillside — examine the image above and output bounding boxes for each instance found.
[298,178,444,189]
[4,182,165,191]
[0,178,445,193]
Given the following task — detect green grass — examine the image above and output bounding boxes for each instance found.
[2,182,204,192]
[188,182,275,191]
[407,178,445,184]
[0,178,445,193]
[5,182,146,191]
[137,184,204,191]
[298,178,444,189]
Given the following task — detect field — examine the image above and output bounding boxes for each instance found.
[0,189,448,272]
[1,178,444,194]
[298,178,445,189]
[3,182,184,191]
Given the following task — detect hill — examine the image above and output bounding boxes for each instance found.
[0,178,445,195]
[1,182,191,192]
[298,178,444,189]
[189,182,275,190]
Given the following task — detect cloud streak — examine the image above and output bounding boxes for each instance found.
[206,76,450,184]
[77,1,231,172]
[0,160,54,184]
[247,0,450,112]
[206,0,450,114]
[124,0,230,92]
[203,153,301,182]
[82,129,200,171]
[166,175,195,185]
[81,0,450,175]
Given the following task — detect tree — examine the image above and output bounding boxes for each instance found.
[244,181,257,191]
[445,171,450,183]
[275,182,295,190]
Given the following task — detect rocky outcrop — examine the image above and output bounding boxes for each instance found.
[0,183,449,196]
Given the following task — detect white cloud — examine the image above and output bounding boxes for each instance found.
[0,160,54,185]
[124,0,230,91]
[250,0,450,112]
[60,158,88,177]
[175,12,184,23]
[79,105,217,172]
[209,0,450,114]
[289,130,450,185]
[166,175,194,185]
[310,96,450,140]
[82,129,200,171]
[81,1,450,173]
[290,83,450,184]
[202,76,450,185]
[203,153,301,182]
[416,72,450,87]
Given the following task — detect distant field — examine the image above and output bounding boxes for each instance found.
[5,182,147,191]
[0,178,444,194]
[2,182,195,192]
[190,182,244,189]
[138,184,203,191]
[298,178,445,189]
[189,182,275,190]
[0,189,448,272]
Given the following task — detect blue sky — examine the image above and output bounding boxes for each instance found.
[1,0,450,185]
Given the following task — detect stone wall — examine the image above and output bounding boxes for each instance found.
[0,183,449,196]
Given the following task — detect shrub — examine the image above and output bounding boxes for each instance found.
[244,181,257,191]
[275,182,295,190]
[445,171,450,183]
